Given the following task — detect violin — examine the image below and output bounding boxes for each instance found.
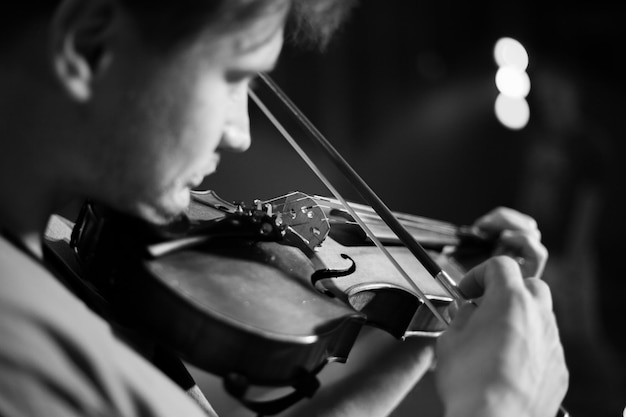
[41,187,488,415]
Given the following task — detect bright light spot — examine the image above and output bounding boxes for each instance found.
[494,37,529,70]
[493,37,530,130]
[494,94,530,130]
[495,67,531,98]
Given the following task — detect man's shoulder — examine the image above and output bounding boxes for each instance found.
[0,233,87,317]
[0,232,110,355]
[0,234,109,414]
[0,233,209,417]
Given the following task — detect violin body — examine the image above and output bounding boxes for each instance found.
[127,239,365,386]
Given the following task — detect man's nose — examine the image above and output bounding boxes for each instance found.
[220,86,251,152]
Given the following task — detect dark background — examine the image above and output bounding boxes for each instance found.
[201,1,626,416]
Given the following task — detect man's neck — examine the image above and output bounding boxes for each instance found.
[0,39,78,258]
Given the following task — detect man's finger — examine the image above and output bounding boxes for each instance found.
[474,207,541,239]
[458,256,525,299]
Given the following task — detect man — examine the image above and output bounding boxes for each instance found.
[0,1,568,416]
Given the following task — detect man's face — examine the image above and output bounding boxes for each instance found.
[85,11,285,223]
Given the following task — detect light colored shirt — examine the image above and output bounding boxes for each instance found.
[0,234,214,417]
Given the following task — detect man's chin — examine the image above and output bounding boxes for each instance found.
[134,194,190,225]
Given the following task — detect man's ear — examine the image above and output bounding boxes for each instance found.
[51,0,117,102]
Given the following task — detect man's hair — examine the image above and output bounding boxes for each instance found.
[1,0,356,50]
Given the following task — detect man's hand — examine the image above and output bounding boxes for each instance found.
[435,257,569,417]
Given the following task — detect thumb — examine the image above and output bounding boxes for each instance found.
[458,256,525,299]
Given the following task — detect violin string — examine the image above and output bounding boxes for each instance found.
[268,193,459,245]
[339,214,458,235]
[313,195,458,228]
[273,195,458,236]
[310,198,460,239]
[248,88,450,327]
[264,194,456,237]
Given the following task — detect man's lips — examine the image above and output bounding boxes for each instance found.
[188,155,221,187]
